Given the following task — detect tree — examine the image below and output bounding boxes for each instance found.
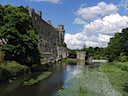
[68,50,76,58]
[0,5,40,68]
[106,32,122,60]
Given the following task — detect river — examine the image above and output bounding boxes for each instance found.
[1,60,126,96]
[0,61,86,96]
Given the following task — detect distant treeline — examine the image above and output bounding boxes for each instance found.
[68,28,128,62]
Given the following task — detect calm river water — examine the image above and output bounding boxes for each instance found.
[0,60,88,96]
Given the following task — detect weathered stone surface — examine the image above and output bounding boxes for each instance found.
[28,8,68,61]
[77,51,87,60]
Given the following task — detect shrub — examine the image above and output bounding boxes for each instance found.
[0,61,30,82]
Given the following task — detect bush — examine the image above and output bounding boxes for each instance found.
[68,50,76,58]
[0,61,30,83]
[118,53,128,62]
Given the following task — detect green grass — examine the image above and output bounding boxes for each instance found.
[58,74,87,96]
[23,72,51,86]
[58,62,128,96]
[0,61,30,77]
[98,63,124,73]
[0,61,30,83]
[62,58,77,63]
[98,62,128,96]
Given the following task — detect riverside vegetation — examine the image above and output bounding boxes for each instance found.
[58,26,128,95]
[58,62,128,96]
[23,72,51,86]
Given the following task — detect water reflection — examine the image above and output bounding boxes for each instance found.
[64,63,84,85]
[0,62,86,96]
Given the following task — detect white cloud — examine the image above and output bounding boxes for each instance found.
[65,14,128,49]
[28,0,61,4]
[76,2,118,20]
[73,18,86,25]
[84,14,128,35]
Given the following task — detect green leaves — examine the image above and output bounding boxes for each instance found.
[0,4,40,67]
[106,28,128,61]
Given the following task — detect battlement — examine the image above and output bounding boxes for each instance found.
[57,25,65,32]
[47,20,51,25]
[37,11,42,17]
[26,5,42,18]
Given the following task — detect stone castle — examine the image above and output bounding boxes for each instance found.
[27,7,68,62]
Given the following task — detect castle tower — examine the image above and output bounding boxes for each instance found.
[29,8,34,17]
[47,20,51,25]
[37,11,42,18]
[57,25,65,45]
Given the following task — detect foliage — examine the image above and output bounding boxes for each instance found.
[106,33,122,60]
[98,63,124,73]
[85,47,108,59]
[68,50,76,58]
[0,5,40,67]
[23,72,51,86]
[98,62,128,96]
[106,28,128,61]
[58,74,87,96]
[0,61,30,83]
[118,52,128,62]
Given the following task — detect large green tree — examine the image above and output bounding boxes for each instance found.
[106,32,122,60]
[106,28,128,61]
[0,5,40,68]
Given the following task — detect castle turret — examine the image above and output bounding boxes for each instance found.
[29,8,34,17]
[47,20,51,25]
[57,25,65,45]
[37,11,42,18]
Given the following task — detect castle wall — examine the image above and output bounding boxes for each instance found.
[28,8,68,61]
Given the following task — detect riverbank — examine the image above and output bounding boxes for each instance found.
[23,72,52,86]
[58,62,128,96]
[0,61,30,84]
[0,60,53,84]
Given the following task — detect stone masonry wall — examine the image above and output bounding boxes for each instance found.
[28,7,68,61]
[77,51,86,60]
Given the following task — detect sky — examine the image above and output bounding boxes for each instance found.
[1,0,128,49]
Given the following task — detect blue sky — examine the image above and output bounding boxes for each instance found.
[1,0,128,49]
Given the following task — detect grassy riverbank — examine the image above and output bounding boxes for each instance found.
[62,58,78,63]
[0,61,30,83]
[58,62,128,96]
[23,72,52,86]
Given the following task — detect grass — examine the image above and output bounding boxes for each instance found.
[98,62,128,96]
[23,72,51,86]
[58,62,128,96]
[0,61,30,83]
[0,61,30,77]
[98,63,124,73]
[62,58,77,63]
[58,74,87,96]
